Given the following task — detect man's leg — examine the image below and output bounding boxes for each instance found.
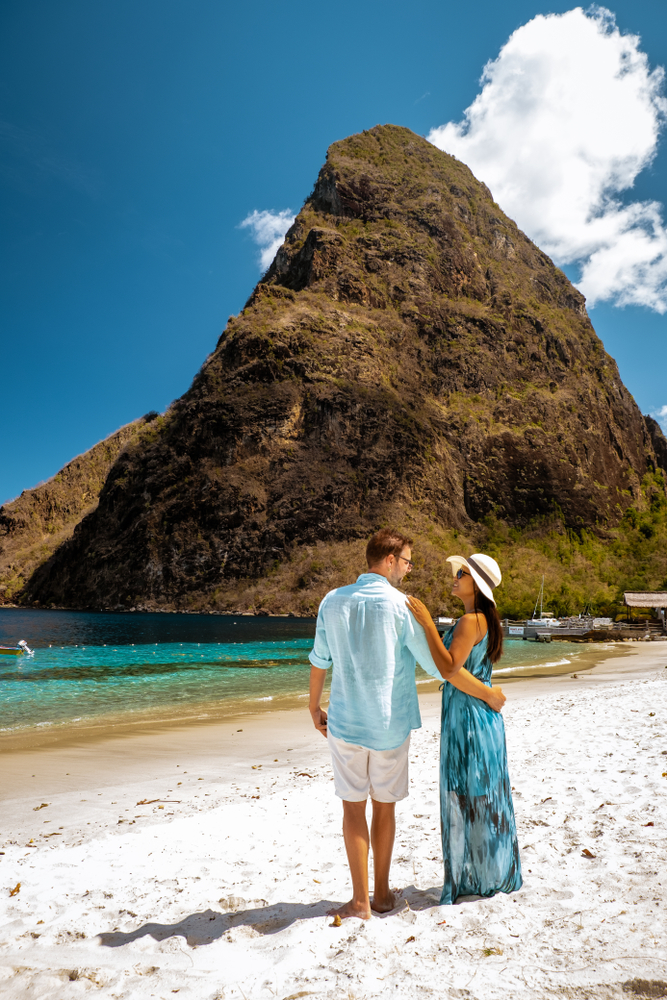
[367,735,409,912]
[370,799,396,912]
[328,799,372,920]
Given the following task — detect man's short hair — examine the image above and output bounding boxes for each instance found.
[366,528,413,568]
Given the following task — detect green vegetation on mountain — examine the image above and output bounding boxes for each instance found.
[186,468,667,619]
[3,125,666,617]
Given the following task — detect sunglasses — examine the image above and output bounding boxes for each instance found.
[397,555,414,569]
[456,568,471,579]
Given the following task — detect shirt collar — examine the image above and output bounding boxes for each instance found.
[356,572,391,586]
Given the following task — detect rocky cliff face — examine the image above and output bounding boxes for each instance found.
[646,416,667,474]
[0,418,147,603]
[22,125,667,610]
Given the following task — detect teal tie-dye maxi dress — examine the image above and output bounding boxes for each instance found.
[439,626,522,904]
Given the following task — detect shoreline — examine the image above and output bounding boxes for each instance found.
[0,603,312,617]
[0,638,645,755]
[1,643,664,794]
[0,644,665,998]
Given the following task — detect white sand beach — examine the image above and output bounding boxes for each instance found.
[1,643,666,1000]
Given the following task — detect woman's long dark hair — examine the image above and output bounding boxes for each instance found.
[473,587,504,664]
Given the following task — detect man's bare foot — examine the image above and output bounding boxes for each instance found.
[370,890,397,913]
[327,900,371,920]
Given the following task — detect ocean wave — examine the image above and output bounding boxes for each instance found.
[493,658,571,676]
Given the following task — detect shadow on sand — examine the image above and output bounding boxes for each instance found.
[97,885,443,948]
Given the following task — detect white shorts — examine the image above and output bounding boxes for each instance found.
[328,731,410,803]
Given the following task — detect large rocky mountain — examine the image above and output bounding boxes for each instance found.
[15,124,667,611]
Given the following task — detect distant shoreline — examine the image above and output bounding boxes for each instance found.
[0,604,314,617]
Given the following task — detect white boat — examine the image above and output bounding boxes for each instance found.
[525,577,560,628]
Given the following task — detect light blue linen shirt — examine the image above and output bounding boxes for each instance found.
[309,572,442,751]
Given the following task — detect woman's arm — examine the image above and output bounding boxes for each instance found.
[406,597,506,712]
[447,615,506,710]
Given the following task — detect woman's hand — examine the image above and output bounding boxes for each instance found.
[406,595,433,630]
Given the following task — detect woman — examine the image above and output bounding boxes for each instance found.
[407,553,522,905]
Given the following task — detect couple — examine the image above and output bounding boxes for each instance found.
[308,528,522,919]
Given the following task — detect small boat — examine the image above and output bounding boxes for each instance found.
[0,640,33,655]
[526,577,560,628]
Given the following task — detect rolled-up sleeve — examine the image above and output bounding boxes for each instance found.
[309,598,333,671]
[403,610,441,679]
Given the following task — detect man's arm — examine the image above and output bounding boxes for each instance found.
[309,665,328,738]
[402,599,457,680]
[447,663,506,712]
[308,599,332,737]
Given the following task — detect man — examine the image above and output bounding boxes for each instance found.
[309,528,505,920]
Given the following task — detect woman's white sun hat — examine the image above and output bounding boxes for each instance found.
[446,553,502,605]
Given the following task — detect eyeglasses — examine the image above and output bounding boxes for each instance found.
[397,555,414,569]
[456,568,471,579]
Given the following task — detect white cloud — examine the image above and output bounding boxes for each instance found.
[654,405,667,433]
[428,7,667,312]
[240,209,295,271]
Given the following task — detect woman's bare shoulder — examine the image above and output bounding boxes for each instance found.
[456,612,488,637]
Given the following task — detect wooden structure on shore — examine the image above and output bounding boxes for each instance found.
[624,592,667,634]
[500,619,666,642]
[437,615,667,642]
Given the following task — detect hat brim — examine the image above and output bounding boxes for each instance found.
[445,555,496,604]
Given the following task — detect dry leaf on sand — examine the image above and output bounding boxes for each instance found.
[136,799,180,805]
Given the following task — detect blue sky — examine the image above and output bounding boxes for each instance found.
[1,0,666,506]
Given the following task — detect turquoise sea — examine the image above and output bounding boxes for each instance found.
[0,608,609,736]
